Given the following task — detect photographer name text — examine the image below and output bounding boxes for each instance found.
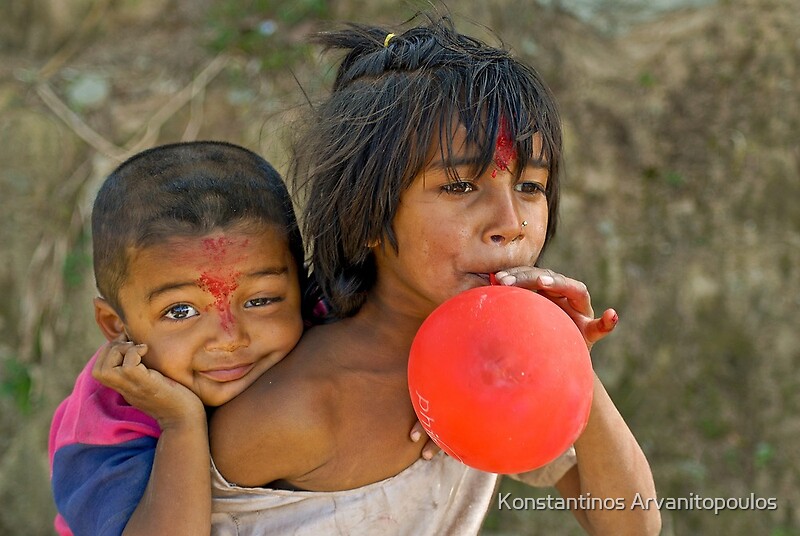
[497,492,778,515]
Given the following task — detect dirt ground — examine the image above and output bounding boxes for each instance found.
[1,0,798,534]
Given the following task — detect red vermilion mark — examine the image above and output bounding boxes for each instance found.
[198,272,240,332]
[492,115,517,178]
[195,237,248,332]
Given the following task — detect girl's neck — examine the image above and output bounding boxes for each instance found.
[356,294,418,338]
[348,290,427,353]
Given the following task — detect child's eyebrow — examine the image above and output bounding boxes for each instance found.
[146,268,289,303]
[241,267,289,280]
[428,158,478,170]
[428,155,549,169]
[147,281,197,303]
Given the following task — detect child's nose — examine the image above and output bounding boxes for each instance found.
[206,311,250,352]
[483,189,525,245]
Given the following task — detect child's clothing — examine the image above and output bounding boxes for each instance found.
[50,346,575,536]
[48,348,161,536]
[211,446,575,535]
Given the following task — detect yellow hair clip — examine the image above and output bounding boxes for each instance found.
[383,33,396,47]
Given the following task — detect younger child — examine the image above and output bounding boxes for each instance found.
[48,141,307,536]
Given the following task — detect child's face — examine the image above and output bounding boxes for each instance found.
[115,225,303,406]
[373,127,549,316]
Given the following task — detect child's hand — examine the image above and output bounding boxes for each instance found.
[410,421,441,460]
[92,336,205,429]
[493,267,618,350]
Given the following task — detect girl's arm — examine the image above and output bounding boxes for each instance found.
[555,375,660,535]
[496,267,661,535]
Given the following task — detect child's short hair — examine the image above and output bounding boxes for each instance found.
[92,141,305,318]
[295,15,563,317]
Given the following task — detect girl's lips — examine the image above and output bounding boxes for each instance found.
[472,273,497,285]
[200,363,255,383]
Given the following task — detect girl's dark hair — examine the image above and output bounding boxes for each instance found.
[294,14,562,317]
[92,141,309,319]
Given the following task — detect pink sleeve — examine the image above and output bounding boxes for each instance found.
[48,347,161,468]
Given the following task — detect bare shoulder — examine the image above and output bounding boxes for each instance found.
[209,327,338,487]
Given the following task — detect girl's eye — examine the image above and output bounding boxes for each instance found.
[514,182,546,195]
[164,303,199,320]
[441,181,476,194]
[244,297,281,308]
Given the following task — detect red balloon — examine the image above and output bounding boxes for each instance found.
[408,285,594,474]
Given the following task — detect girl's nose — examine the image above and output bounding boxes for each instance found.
[483,189,525,245]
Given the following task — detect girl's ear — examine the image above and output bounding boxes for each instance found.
[93,297,127,342]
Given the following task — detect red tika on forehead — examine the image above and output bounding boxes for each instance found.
[196,236,248,333]
[201,236,232,262]
[198,272,239,332]
[492,115,517,178]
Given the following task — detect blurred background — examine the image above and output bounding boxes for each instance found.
[1,0,797,534]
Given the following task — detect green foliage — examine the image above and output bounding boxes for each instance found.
[62,232,92,289]
[0,357,33,414]
[664,170,685,187]
[276,0,328,25]
[699,416,728,440]
[753,441,774,469]
[206,0,330,70]
[638,70,656,87]
[641,166,685,188]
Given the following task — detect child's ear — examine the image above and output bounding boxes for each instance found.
[93,297,127,341]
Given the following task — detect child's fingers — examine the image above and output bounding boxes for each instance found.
[410,421,426,443]
[409,421,442,460]
[93,341,130,375]
[494,267,622,351]
[93,341,148,386]
[421,438,441,460]
[495,267,593,317]
[598,308,619,334]
[121,344,147,368]
[584,308,619,347]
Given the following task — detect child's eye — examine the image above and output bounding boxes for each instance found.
[514,182,546,195]
[164,303,199,320]
[441,181,476,194]
[244,297,282,308]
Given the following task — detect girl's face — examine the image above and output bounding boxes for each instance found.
[372,126,549,317]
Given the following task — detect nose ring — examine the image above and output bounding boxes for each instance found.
[521,220,528,228]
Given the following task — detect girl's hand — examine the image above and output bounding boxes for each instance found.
[410,421,441,460]
[494,267,618,350]
[92,335,205,429]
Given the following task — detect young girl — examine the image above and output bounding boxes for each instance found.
[210,15,660,535]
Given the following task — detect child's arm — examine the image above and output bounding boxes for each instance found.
[92,340,211,536]
[495,267,661,536]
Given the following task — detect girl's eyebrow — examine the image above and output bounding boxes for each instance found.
[428,156,482,169]
[428,157,550,171]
